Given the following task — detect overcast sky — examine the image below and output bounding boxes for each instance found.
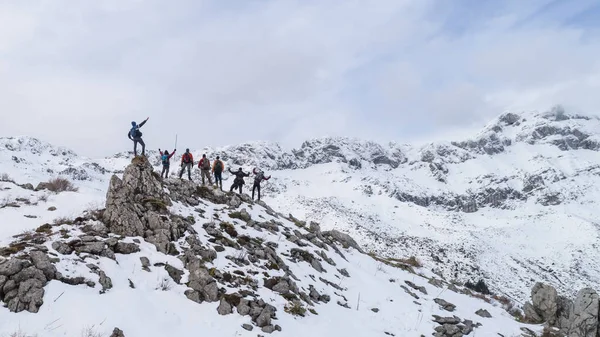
[1,0,600,157]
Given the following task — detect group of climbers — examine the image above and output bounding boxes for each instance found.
[131,119,271,201]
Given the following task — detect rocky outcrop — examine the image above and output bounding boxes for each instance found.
[103,157,190,254]
[523,282,600,336]
[568,288,599,337]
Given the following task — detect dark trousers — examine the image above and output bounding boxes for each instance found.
[161,165,170,178]
[230,181,243,193]
[214,171,223,189]
[252,182,261,200]
[133,137,145,156]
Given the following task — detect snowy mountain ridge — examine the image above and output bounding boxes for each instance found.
[2,106,600,305]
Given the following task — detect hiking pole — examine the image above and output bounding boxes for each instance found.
[174,134,178,150]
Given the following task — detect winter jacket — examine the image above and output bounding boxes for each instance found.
[128,120,147,140]
[229,168,250,184]
[159,149,176,166]
[181,152,194,164]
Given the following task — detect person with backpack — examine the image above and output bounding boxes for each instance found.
[212,156,225,190]
[228,167,250,194]
[198,154,213,186]
[128,117,149,156]
[252,168,271,201]
[158,148,176,178]
[178,149,194,181]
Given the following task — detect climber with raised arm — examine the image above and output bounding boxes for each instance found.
[212,156,225,190]
[128,117,149,156]
[228,167,250,194]
[158,148,176,179]
[251,168,271,201]
[198,154,213,186]
[178,149,194,181]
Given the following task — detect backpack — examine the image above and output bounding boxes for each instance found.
[214,160,223,172]
[161,154,169,165]
[202,158,210,169]
[254,171,264,183]
[182,153,192,163]
[129,126,142,138]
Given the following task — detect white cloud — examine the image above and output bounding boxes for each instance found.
[0,0,598,156]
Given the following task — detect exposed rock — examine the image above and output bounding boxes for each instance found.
[527,282,558,324]
[475,309,491,318]
[140,257,151,272]
[322,230,363,253]
[0,258,28,276]
[556,295,573,330]
[568,288,599,337]
[405,280,427,295]
[434,298,456,312]
[109,328,125,337]
[98,270,113,292]
[114,242,140,254]
[165,264,184,284]
[29,251,57,280]
[241,324,253,331]
[217,297,233,315]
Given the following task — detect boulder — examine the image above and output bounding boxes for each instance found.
[568,288,599,337]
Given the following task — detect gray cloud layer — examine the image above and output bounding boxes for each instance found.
[1,0,599,156]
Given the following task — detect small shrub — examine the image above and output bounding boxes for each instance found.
[157,278,171,291]
[37,194,49,203]
[308,308,318,315]
[80,326,104,337]
[388,256,423,268]
[219,222,238,237]
[9,327,38,337]
[465,279,490,295]
[284,302,307,317]
[35,224,53,234]
[44,177,78,193]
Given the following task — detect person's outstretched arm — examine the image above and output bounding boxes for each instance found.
[138,117,149,128]
[168,150,176,159]
[264,175,271,181]
[253,168,257,175]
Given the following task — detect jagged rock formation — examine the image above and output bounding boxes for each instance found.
[523,282,600,336]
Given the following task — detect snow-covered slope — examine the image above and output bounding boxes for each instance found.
[1,106,599,305]
[0,156,535,337]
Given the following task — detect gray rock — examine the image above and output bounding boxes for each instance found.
[568,288,599,337]
[338,268,350,277]
[531,282,558,324]
[114,242,140,254]
[475,309,491,318]
[12,266,46,283]
[165,264,184,284]
[109,328,125,337]
[261,325,275,333]
[434,298,456,312]
[241,324,253,331]
[217,298,233,315]
[77,242,106,255]
[140,257,150,271]
[228,195,242,208]
[322,230,363,253]
[51,241,73,255]
[237,299,251,316]
[29,250,57,280]
[98,271,113,292]
[256,305,275,327]
[0,259,29,277]
[404,280,427,295]
[272,280,290,294]
[184,289,203,304]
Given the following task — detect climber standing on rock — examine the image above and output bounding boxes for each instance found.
[128,117,149,156]
[158,148,176,179]
[212,156,225,190]
[252,168,271,201]
[228,167,250,194]
[178,149,194,181]
[198,154,213,186]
